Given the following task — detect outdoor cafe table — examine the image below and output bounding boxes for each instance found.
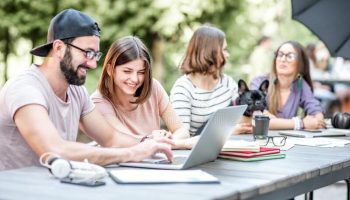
[313,79,350,86]
[1,134,350,200]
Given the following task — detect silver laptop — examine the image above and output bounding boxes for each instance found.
[119,105,247,170]
[279,128,350,138]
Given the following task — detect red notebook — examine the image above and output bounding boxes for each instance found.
[219,147,280,158]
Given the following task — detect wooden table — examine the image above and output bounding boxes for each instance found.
[1,136,350,200]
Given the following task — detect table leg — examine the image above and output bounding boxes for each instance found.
[345,179,350,200]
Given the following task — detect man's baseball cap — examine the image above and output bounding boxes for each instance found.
[30,8,101,57]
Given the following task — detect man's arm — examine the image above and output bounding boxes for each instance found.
[80,108,145,147]
[14,105,173,165]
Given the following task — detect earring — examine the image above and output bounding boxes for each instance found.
[296,73,302,90]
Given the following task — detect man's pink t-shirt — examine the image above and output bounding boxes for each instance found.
[0,66,94,170]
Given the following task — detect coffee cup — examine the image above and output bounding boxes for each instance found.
[252,115,270,139]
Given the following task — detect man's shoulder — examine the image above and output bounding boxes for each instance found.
[0,68,49,116]
[2,68,43,91]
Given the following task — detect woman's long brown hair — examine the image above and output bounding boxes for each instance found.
[268,41,313,115]
[98,36,152,105]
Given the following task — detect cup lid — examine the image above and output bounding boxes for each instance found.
[254,115,270,120]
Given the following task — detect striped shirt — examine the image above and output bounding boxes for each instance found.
[170,74,238,136]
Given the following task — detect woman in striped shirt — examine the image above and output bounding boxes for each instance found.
[170,25,252,136]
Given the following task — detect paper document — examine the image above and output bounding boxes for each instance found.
[109,169,219,184]
[288,137,350,147]
[279,129,349,138]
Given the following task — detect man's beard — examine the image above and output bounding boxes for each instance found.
[60,50,87,86]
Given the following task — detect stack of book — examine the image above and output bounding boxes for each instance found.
[219,140,285,161]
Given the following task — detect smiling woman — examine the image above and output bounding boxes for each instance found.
[90,36,190,142]
[112,59,146,99]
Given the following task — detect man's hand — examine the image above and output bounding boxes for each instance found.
[128,138,174,162]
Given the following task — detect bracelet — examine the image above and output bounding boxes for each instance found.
[292,117,303,130]
[300,118,304,129]
[140,135,152,143]
[292,117,300,130]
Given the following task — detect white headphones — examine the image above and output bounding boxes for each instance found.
[39,152,107,182]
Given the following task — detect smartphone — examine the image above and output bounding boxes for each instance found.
[60,178,106,187]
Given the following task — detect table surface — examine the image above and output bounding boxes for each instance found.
[1,135,350,200]
[313,78,350,85]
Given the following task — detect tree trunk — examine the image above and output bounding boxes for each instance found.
[3,28,10,82]
[152,38,165,83]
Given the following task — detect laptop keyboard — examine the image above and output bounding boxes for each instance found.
[143,156,187,165]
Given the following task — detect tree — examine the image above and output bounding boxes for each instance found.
[0,0,21,84]
[92,0,244,92]
[0,0,318,92]
[0,0,96,86]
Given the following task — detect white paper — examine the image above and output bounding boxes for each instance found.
[109,169,219,183]
[223,140,260,150]
[287,137,350,147]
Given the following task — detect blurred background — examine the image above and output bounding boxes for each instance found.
[2,2,349,197]
[0,0,320,94]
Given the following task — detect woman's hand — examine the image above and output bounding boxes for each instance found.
[233,123,253,134]
[171,136,199,150]
[151,129,172,139]
[263,110,277,119]
[302,115,326,129]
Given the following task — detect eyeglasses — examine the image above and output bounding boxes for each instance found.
[253,136,287,146]
[65,43,103,61]
[275,51,297,62]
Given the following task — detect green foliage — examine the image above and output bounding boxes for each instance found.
[0,0,97,83]
[85,0,245,93]
[0,0,321,94]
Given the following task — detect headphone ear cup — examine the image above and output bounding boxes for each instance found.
[332,112,350,129]
[331,112,340,128]
[50,158,72,179]
[343,113,350,129]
